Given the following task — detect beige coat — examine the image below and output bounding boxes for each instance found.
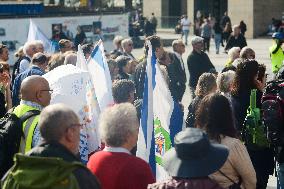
[209,136,256,189]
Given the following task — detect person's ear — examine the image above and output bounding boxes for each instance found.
[65,127,75,143]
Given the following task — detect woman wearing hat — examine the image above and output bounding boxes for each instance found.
[195,93,256,189]
[148,127,228,189]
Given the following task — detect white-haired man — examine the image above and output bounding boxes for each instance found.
[187,36,216,97]
[19,42,37,73]
[121,38,136,61]
[87,103,155,189]
[168,39,187,102]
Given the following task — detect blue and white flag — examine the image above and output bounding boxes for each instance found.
[87,40,113,111]
[27,19,55,53]
[136,42,184,181]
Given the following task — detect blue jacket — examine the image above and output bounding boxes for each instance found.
[12,66,45,106]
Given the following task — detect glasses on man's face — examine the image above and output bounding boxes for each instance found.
[40,89,53,94]
[69,123,83,129]
[128,43,133,47]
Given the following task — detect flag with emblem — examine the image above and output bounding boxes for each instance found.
[136,41,183,181]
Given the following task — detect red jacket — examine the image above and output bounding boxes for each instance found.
[87,151,155,189]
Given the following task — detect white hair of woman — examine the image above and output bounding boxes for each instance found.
[228,47,240,62]
[113,35,124,46]
[217,70,236,94]
[99,103,138,147]
[23,41,36,55]
[121,38,133,51]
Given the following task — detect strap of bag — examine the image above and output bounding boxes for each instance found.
[19,110,41,123]
[218,170,241,185]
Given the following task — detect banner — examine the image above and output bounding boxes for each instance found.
[44,65,100,164]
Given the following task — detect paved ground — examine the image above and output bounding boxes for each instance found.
[132,32,277,189]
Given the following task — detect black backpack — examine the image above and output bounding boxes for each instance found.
[0,109,40,178]
[12,56,30,83]
[262,79,284,148]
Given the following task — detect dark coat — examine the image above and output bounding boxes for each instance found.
[225,34,247,51]
[28,142,101,189]
[187,50,215,89]
[134,59,147,100]
[168,52,186,102]
[185,96,203,128]
[12,66,45,107]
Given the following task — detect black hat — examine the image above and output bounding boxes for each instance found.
[163,128,229,178]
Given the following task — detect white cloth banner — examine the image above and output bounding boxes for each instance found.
[44,65,100,163]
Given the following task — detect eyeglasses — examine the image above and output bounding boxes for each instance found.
[40,89,53,94]
[128,43,133,46]
[69,123,84,129]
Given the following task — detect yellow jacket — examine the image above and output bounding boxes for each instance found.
[13,104,40,153]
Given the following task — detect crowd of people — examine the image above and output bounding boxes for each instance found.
[0,14,284,189]
[178,11,248,55]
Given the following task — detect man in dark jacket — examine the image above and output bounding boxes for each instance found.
[187,36,215,97]
[12,52,48,106]
[225,25,247,51]
[168,39,186,102]
[18,104,100,188]
[134,35,164,100]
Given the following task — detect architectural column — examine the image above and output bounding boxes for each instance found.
[187,0,194,35]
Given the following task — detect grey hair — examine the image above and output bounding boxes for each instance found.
[121,38,133,50]
[228,47,240,61]
[64,53,77,66]
[99,103,138,147]
[113,35,123,45]
[240,47,255,59]
[39,103,79,142]
[217,70,235,93]
[172,39,183,51]
[23,41,35,55]
[34,40,44,47]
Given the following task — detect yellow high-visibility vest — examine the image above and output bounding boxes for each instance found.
[13,104,40,153]
[269,43,284,73]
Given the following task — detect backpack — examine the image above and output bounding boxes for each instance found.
[0,109,40,178]
[12,56,31,81]
[242,89,269,151]
[1,154,82,189]
[262,79,284,148]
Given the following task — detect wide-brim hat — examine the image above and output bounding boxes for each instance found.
[163,128,229,178]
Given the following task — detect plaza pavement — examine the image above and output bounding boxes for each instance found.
[132,32,277,189]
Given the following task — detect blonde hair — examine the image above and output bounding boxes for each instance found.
[195,73,217,96]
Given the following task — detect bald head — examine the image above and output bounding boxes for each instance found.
[20,75,51,107]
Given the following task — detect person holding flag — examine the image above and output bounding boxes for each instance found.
[136,35,184,181]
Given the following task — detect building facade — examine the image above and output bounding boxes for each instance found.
[143,0,284,38]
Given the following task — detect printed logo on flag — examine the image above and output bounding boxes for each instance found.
[154,117,172,166]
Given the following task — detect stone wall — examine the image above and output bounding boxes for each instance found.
[228,0,254,38]
[253,0,284,37]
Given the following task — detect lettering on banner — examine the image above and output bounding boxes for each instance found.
[71,78,84,95]
[79,132,89,164]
